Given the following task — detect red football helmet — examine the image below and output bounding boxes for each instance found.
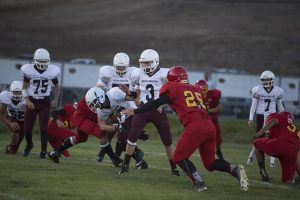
[281,111,294,122]
[195,80,209,97]
[167,66,188,83]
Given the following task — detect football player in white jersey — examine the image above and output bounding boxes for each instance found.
[247,70,284,181]
[96,52,148,168]
[21,48,61,158]
[0,81,26,154]
[119,49,180,176]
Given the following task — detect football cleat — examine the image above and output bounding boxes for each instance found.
[171,168,182,177]
[232,165,249,191]
[260,169,270,182]
[96,148,106,162]
[216,150,224,160]
[291,176,300,186]
[111,157,123,167]
[119,164,129,174]
[23,143,33,157]
[269,157,276,168]
[40,151,47,158]
[138,131,150,141]
[132,150,148,169]
[47,150,60,163]
[193,180,207,192]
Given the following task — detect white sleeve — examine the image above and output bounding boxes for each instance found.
[249,97,258,121]
[277,99,285,112]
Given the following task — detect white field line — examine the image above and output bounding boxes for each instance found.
[0,192,25,200]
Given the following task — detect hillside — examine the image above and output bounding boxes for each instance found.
[0,0,299,76]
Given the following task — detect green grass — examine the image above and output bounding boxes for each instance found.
[0,117,300,200]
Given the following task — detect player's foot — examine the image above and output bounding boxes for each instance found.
[193,180,207,191]
[269,162,275,168]
[23,143,33,157]
[47,150,60,163]
[246,156,254,165]
[111,157,123,167]
[40,151,47,158]
[232,165,249,191]
[5,144,11,154]
[171,168,182,177]
[290,176,300,186]
[260,169,270,182]
[96,148,106,162]
[139,131,150,141]
[133,150,148,169]
[119,164,129,174]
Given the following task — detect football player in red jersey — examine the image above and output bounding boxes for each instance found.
[195,80,224,160]
[123,66,249,192]
[253,111,300,183]
[47,103,77,157]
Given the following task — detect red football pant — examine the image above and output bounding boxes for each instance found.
[173,117,216,171]
[254,138,298,182]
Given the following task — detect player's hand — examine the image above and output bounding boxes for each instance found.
[51,99,58,108]
[134,97,141,106]
[119,84,130,95]
[56,119,65,128]
[26,100,35,110]
[248,120,253,127]
[9,122,20,132]
[157,105,163,113]
[122,109,135,116]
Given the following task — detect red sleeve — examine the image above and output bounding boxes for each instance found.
[64,104,76,115]
[159,82,173,100]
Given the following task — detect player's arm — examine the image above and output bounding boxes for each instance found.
[208,104,222,113]
[51,78,60,108]
[248,97,258,127]
[0,104,20,131]
[22,78,35,110]
[123,94,171,116]
[277,98,284,112]
[254,118,279,138]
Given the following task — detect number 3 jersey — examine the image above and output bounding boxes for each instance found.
[251,85,284,116]
[0,91,26,122]
[132,68,169,103]
[160,81,210,126]
[21,64,60,97]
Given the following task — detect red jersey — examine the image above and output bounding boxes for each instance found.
[75,97,98,123]
[160,81,210,126]
[48,104,75,129]
[266,112,300,145]
[204,89,221,119]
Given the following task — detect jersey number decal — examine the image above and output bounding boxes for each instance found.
[8,109,24,121]
[264,99,271,112]
[287,120,300,140]
[33,79,48,95]
[184,91,206,109]
[146,84,154,101]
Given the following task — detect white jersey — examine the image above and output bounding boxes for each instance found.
[132,68,169,103]
[251,85,284,115]
[0,91,26,122]
[21,64,60,97]
[97,65,137,91]
[98,87,134,120]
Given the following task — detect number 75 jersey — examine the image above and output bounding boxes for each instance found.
[251,85,284,115]
[21,64,60,97]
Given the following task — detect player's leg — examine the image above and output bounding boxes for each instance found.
[23,104,38,157]
[214,122,224,160]
[152,110,179,176]
[37,100,51,158]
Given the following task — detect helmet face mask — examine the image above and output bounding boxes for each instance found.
[85,87,106,113]
[113,53,129,76]
[10,81,23,101]
[34,48,50,71]
[260,70,275,89]
[139,49,159,74]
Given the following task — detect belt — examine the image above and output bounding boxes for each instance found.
[30,96,47,100]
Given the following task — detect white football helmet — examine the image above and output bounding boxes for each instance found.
[10,81,23,101]
[260,70,275,88]
[34,48,50,70]
[85,87,106,113]
[113,52,130,76]
[139,49,159,74]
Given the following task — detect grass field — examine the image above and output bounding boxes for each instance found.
[0,118,300,200]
